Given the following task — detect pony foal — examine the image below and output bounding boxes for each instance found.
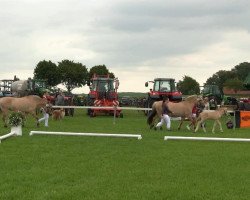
[195,107,228,133]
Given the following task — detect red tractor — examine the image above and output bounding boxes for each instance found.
[86,74,123,117]
[144,78,182,115]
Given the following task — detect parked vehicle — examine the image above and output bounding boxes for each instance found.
[86,74,123,117]
[11,78,48,97]
[201,84,238,110]
[144,78,182,115]
[0,78,16,97]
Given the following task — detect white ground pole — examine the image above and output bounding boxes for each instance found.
[30,131,142,140]
[0,132,16,143]
[164,136,250,142]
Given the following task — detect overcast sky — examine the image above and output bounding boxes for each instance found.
[1,0,250,93]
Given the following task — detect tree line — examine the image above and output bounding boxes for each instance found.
[33,60,115,93]
[177,62,250,95]
[33,60,250,94]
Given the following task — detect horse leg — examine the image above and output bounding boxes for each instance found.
[177,118,184,130]
[149,115,157,129]
[191,118,196,132]
[194,121,200,132]
[217,120,223,133]
[212,121,217,133]
[2,114,7,127]
[30,112,40,127]
[1,110,8,128]
[201,120,206,133]
[186,116,195,132]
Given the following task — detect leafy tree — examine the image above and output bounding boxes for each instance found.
[231,62,250,82]
[58,59,88,93]
[244,72,250,90]
[205,70,236,92]
[33,60,60,87]
[177,76,200,95]
[89,65,115,79]
[223,78,244,93]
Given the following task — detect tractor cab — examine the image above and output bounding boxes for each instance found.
[88,75,119,100]
[144,78,182,115]
[87,74,122,117]
[145,78,182,102]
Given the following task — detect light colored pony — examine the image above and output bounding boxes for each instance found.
[195,107,228,133]
[147,95,201,131]
[0,95,47,127]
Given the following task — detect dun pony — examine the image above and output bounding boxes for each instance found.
[0,95,47,127]
[195,107,228,133]
[147,95,201,131]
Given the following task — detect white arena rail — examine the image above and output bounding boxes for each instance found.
[52,105,152,111]
[164,136,250,142]
[30,131,142,140]
[0,132,16,143]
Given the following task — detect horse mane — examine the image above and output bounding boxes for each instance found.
[26,95,42,101]
[185,95,198,102]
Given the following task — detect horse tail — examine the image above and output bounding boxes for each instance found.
[0,98,2,113]
[147,107,157,126]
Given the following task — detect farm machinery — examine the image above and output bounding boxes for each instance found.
[86,74,123,117]
[0,79,15,97]
[144,78,182,115]
[11,78,48,97]
[201,84,238,110]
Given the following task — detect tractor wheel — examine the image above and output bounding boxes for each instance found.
[86,96,94,115]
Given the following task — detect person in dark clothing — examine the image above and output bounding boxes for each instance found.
[155,96,173,131]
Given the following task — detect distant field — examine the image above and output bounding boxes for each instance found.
[0,109,250,200]
[119,92,147,98]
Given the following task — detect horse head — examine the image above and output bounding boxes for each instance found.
[220,107,228,116]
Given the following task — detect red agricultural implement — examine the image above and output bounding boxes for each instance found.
[144,78,182,115]
[86,74,123,117]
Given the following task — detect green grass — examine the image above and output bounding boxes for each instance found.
[0,109,250,200]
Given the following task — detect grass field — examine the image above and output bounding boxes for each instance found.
[0,109,250,200]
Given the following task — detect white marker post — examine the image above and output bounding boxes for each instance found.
[164,136,250,142]
[30,131,142,140]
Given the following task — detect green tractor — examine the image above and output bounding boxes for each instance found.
[201,84,238,110]
[11,78,48,97]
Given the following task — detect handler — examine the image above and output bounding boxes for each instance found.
[38,104,50,127]
[155,96,173,131]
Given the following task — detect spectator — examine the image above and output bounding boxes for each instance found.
[55,91,65,106]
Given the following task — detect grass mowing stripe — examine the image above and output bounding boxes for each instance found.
[0,109,249,200]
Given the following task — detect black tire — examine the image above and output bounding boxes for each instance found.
[86,96,94,115]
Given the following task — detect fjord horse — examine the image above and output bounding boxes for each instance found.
[195,107,228,133]
[0,95,47,127]
[147,95,201,131]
